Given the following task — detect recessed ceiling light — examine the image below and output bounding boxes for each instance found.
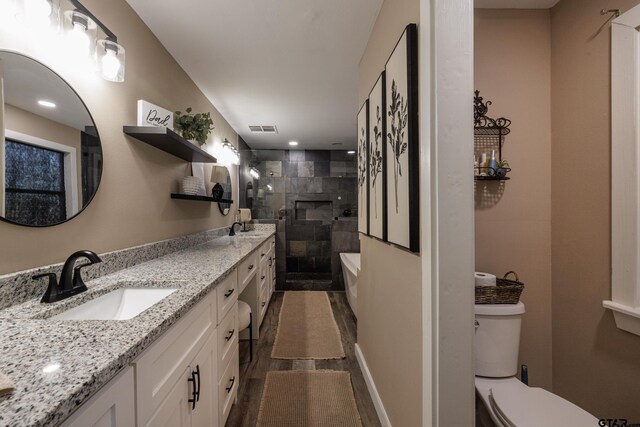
[38,100,56,108]
[347,150,356,154]
[289,141,298,146]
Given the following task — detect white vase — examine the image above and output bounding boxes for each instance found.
[182,176,202,195]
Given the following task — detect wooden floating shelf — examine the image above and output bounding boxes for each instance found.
[123,126,217,163]
[171,193,233,203]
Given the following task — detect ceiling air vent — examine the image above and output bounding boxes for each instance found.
[249,125,278,134]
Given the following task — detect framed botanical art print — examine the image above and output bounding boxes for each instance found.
[385,23,419,252]
[357,100,369,235]
[368,72,386,241]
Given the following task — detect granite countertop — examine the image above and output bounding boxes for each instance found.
[0,229,275,427]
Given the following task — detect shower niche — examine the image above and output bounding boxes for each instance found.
[295,200,333,221]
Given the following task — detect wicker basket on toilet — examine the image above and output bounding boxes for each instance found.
[475,271,524,304]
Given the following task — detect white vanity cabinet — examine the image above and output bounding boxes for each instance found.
[135,288,217,426]
[60,267,242,427]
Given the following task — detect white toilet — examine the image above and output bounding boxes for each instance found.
[474,302,598,426]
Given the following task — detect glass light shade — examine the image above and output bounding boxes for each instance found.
[24,0,51,24]
[13,0,59,31]
[97,39,125,82]
[63,10,96,57]
[250,167,260,179]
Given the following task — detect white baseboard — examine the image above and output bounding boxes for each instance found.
[355,343,392,427]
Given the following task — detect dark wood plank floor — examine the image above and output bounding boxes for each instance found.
[226,291,382,427]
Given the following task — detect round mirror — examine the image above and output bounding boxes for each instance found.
[0,51,103,227]
[211,166,232,215]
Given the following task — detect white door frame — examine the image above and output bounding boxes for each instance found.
[421,0,475,425]
[607,3,640,336]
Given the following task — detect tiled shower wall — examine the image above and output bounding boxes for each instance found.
[239,149,360,290]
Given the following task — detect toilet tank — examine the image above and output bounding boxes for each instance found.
[474,302,525,378]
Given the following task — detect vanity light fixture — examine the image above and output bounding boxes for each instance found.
[12,0,126,82]
[250,167,260,179]
[37,100,56,108]
[289,141,298,146]
[222,138,240,165]
[266,184,273,191]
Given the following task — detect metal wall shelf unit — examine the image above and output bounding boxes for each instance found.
[474,90,511,181]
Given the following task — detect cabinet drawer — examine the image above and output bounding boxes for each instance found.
[258,242,269,262]
[217,303,238,378]
[135,291,216,426]
[238,252,258,290]
[216,270,238,325]
[218,349,239,427]
[259,257,268,285]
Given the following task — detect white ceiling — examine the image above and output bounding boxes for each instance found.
[475,0,560,8]
[126,0,383,150]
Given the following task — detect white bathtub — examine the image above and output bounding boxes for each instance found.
[339,253,360,318]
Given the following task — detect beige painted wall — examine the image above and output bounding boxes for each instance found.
[551,0,640,419]
[358,0,422,425]
[0,0,238,275]
[474,9,553,390]
[4,104,84,208]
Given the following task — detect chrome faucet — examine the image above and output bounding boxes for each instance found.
[229,222,243,236]
[33,250,102,303]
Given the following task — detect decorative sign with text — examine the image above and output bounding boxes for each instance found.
[136,100,173,129]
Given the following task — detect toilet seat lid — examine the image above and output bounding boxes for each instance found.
[490,381,597,427]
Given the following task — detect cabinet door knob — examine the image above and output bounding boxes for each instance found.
[226,376,236,393]
[261,301,266,307]
[248,264,254,270]
[261,252,265,257]
[225,329,235,341]
[261,275,265,280]
[224,288,235,298]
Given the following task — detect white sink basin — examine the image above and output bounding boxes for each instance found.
[52,288,178,321]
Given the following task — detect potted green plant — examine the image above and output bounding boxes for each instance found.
[496,159,510,178]
[174,107,215,146]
